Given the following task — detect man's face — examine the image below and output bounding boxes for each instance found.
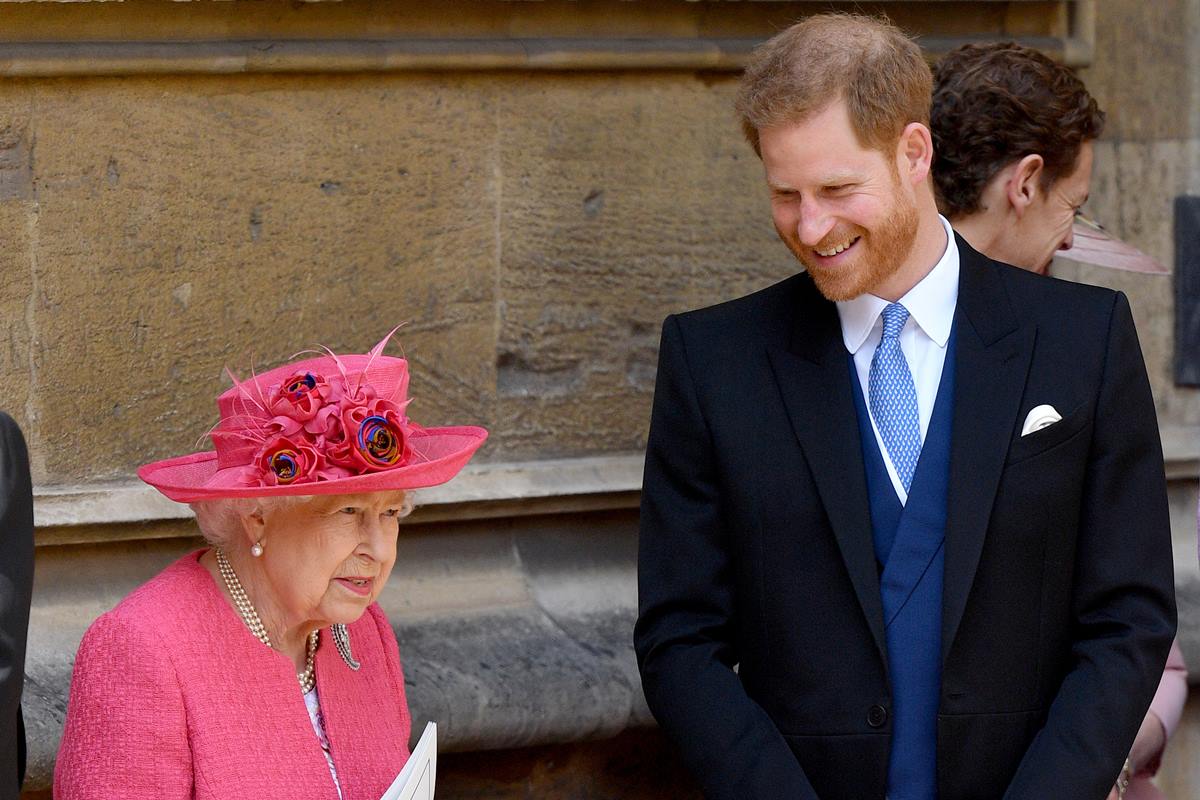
[1014,140,1094,274]
[760,100,919,302]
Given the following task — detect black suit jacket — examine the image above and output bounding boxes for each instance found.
[634,238,1176,800]
[0,413,32,800]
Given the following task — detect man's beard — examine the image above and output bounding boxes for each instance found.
[777,190,920,302]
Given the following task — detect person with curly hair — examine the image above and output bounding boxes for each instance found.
[931,41,1186,800]
[931,41,1103,274]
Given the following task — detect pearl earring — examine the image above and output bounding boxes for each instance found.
[251,540,264,558]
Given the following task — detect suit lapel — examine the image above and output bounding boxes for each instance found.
[766,277,887,668]
[941,238,1037,664]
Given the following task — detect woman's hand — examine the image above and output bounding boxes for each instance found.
[1129,710,1166,773]
[1108,711,1168,799]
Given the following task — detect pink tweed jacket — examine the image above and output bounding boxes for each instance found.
[54,550,412,800]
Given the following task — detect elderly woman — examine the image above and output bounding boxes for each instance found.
[54,334,486,800]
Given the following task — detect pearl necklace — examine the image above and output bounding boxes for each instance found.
[215,546,318,694]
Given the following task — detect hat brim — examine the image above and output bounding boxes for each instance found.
[138,426,488,503]
[1057,221,1169,274]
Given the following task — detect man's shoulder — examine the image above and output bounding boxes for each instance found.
[1002,260,1122,327]
[669,272,816,342]
[965,246,1122,333]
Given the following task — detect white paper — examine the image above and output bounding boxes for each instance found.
[379,721,437,800]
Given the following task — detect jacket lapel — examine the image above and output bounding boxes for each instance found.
[317,614,412,800]
[941,238,1037,664]
[766,277,887,668]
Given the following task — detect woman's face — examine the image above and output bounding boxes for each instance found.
[251,491,405,630]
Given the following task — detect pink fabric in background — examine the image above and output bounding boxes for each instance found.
[54,551,412,800]
[1126,638,1188,800]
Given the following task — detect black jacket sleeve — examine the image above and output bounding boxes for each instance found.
[0,413,33,799]
[634,316,819,799]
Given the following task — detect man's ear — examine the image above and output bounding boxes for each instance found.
[896,122,934,186]
[1005,154,1045,219]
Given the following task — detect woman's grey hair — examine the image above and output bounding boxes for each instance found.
[189,492,414,549]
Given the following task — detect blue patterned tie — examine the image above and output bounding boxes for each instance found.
[869,303,922,493]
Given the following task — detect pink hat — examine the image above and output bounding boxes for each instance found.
[138,333,487,503]
[1056,213,1169,275]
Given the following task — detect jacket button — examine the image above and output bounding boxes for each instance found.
[867,705,888,728]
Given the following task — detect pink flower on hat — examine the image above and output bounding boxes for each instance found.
[268,372,334,423]
[303,401,344,440]
[328,398,411,473]
[256,435,324,486]
[253,374,413,487]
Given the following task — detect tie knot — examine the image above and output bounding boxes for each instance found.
[880,303,910,340]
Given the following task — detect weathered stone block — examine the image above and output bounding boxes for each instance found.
[0,198,35,453]
[0,91,38,472]
[495,74,797,459]
[21,73,499,483]
[1080,0,1196,142]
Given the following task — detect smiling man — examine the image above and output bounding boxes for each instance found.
[634,13,1176,800]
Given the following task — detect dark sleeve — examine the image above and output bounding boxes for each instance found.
[634,316,819,800]
[1003,293,1176,799]
[0,413,33,799]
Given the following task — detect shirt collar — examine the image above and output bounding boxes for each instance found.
[835,215,960,354]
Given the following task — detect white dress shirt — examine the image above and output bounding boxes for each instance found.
[835,215,960,504]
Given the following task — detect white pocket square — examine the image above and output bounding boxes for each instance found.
[1021,404,1062,436]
